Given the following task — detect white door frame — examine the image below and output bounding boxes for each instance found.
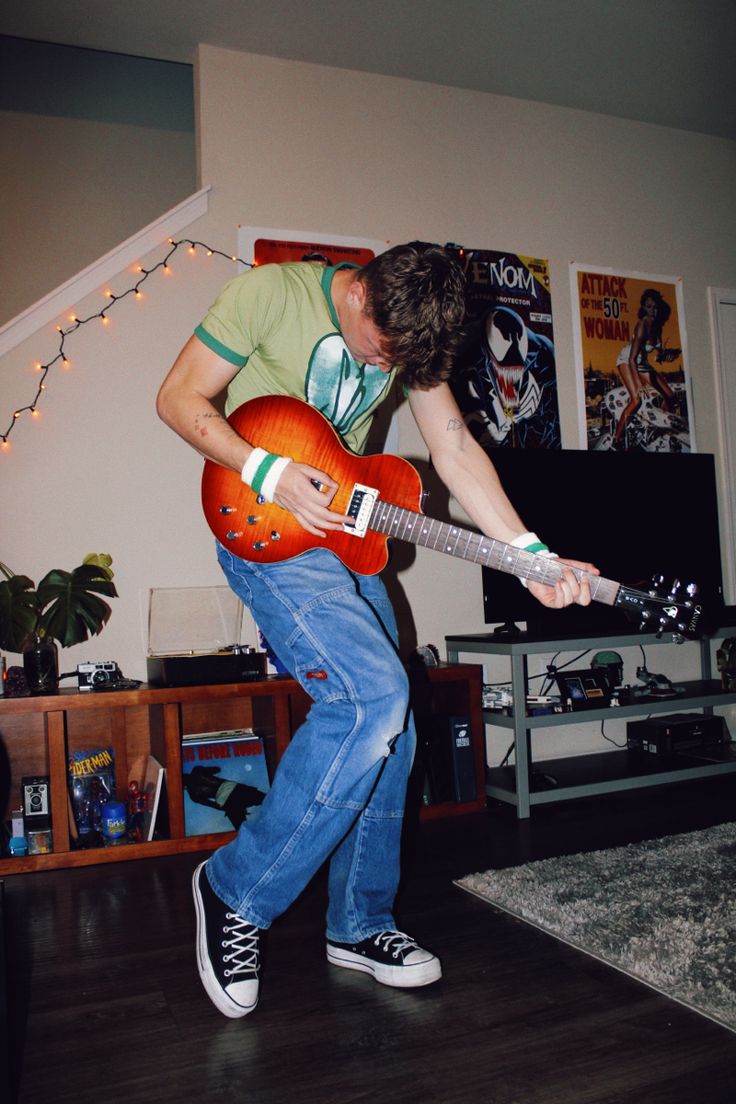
[708,286,736,607]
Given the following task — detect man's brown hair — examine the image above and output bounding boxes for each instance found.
[357,242,466,388]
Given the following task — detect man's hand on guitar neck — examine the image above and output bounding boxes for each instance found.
[527,556,598,609]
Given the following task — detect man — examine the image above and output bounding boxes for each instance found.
[157,242,596,1019]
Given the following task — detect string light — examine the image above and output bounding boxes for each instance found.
[1,237,251,448]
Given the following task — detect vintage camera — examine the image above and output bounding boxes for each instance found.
[22,775,51,829]
[77,660,121,691]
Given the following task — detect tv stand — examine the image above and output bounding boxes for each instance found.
[446,626,736,818]
[491,621,523,638]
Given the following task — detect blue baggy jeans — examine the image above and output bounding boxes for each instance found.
[208,544,416,943]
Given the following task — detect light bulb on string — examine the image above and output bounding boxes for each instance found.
[2,235,253,449]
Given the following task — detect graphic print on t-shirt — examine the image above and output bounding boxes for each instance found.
[305,333,392,438]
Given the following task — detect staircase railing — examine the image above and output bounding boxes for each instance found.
[0,186,211,358]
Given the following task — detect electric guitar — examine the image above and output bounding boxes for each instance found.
[201,396,702,641]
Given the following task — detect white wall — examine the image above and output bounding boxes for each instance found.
[0,110,196,327]
[1,44,735,756]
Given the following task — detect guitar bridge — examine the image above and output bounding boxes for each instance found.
[344,483,378,538]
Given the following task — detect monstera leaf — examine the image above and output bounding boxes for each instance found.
[0,567,39,651]
[0,555,118,652]
[36,563,118,648]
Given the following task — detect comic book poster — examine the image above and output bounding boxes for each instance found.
[570,264,693,452]
[182,729,270,837]
[448,247,561,449]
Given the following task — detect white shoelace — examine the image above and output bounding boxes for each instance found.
[371,931,419,959]
[222,914,259,978]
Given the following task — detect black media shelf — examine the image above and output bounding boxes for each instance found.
[446,627,736,818]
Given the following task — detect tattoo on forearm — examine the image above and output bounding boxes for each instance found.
[194,411,224,438]
[446,418,464,432]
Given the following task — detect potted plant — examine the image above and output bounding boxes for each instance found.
[0,553,118,694]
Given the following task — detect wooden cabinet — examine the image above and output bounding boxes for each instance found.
[408,662,487,819]
[0,678,309,874]
[0,663,485,874]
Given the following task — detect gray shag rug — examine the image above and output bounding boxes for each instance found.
[456,821,736,1032]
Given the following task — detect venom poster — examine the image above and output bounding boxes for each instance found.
[448,247,561,449]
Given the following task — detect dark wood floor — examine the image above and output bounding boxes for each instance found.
[4,775,736,1104]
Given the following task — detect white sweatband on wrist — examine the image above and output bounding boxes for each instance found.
[259,456,292,502]
[241,447,268,486]
[510,531,548,554]
[510,532,558,588]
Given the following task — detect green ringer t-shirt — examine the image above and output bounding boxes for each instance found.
[194,261,395,454]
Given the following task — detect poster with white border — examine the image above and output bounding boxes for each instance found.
[569,263,694,452]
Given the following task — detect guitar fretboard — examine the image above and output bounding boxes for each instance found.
[369,500,621,607]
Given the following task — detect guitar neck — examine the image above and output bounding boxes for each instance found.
[369,499,622,608]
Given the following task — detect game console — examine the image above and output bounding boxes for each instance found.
[627,713,727,755]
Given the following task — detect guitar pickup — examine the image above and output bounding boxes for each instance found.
[344,483,378,538]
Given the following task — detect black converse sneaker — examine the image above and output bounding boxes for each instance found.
[326,930,442,988]
[192,861,260,1018]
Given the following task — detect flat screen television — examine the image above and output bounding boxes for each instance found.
[481,449,726,638]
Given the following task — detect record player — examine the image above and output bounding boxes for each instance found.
[146,586,266,688]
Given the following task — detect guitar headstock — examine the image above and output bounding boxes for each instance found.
[615,576,702,642]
